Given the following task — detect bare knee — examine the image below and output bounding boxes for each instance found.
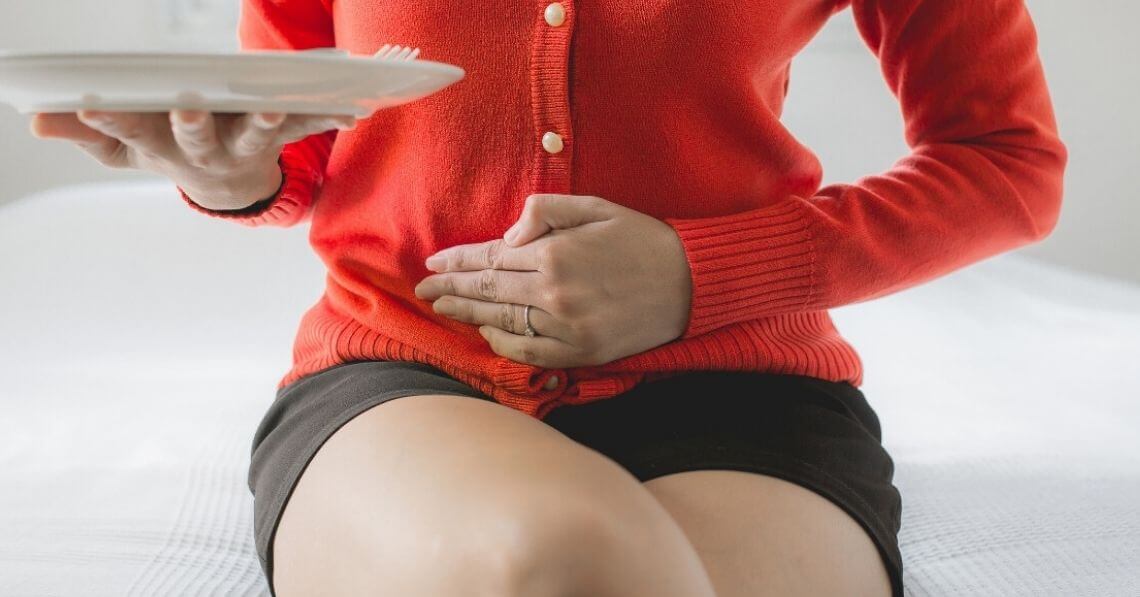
[272,393,711,597]
[277,490,628,597]
[471,479,719,597]
[460,494,637,597]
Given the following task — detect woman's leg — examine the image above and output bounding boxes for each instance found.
[271,393,718,597]
[643,470,893,597]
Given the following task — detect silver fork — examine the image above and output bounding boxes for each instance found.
[374,44,420,61]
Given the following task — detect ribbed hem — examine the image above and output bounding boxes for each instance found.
[663,197,818,339]
[276,291,863,420]
[491,359,566,400]
[178,142,325,228]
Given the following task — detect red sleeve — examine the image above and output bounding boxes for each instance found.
[662,0,1068,339]
[178,0,338,228]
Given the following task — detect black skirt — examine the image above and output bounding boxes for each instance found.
[247,360,903,597]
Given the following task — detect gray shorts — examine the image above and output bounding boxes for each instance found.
[247,360,903,596]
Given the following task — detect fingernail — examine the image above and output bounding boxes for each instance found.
[432,299,455,316]
[174,111,204,130]
[503,223,520,243]
[425,255,446,271]
[253,113,283,128]
[81,110,111,124]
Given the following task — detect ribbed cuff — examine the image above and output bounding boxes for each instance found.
[662,197,818,339]
[178,149,319,228]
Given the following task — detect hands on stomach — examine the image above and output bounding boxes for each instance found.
[29,110,357,210]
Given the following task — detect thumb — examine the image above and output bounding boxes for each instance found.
[502,194,612,247]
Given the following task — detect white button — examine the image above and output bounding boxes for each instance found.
[542,131,563,154]
[544,2,566,27]
[543,375,560,390]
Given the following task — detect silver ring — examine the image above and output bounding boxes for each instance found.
[523,304,537,337]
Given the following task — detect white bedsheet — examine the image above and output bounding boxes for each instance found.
[1,180,1138,596]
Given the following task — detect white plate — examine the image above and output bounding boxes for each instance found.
[0,49,465,117]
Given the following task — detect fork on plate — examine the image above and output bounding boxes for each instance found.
[374,44,420,61]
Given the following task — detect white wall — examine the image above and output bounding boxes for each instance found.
[1021,0,1140,282]
[0,0,238,203]
[1,0,1136,282]
[780,0,1140,284]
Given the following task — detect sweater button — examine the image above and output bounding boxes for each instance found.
[544,3,566,27]
[542,131,563,154]
[543,374,560,391]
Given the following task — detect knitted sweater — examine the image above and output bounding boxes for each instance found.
[180,0,1067,419]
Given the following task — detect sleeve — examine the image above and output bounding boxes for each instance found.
[177,0,338,228]
[661,0,1068,339]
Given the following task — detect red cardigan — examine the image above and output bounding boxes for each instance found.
[180,0,1067,419]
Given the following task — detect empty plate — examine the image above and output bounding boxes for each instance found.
[0,47,465,117]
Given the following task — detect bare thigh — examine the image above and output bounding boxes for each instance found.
[644,470,893,597]
[271,393,717,597]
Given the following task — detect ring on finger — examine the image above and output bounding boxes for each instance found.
[495,301,544,337]
[523,304,537,337]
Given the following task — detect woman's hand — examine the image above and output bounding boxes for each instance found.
[29,109,357,210]
[414,194,694,368]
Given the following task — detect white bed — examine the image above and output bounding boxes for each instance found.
[2,180,1138,596]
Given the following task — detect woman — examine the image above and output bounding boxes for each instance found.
[31,0,1066,595]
